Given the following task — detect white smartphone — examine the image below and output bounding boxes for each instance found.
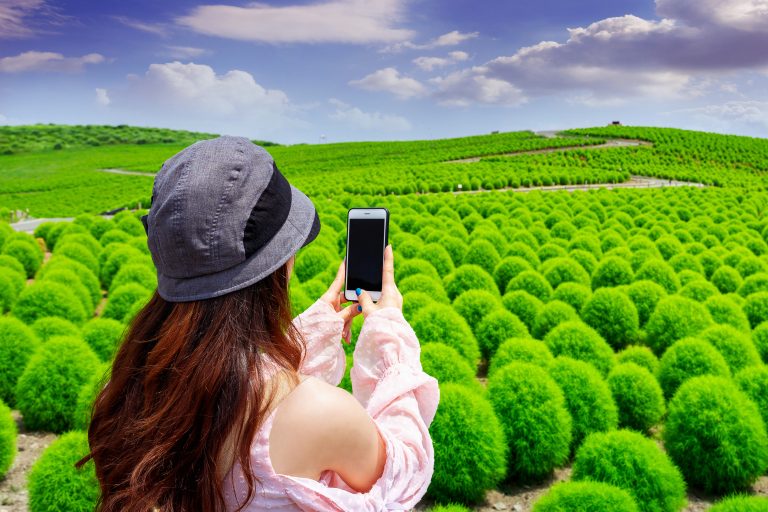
[344,208,389,302]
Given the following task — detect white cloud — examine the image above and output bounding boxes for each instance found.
[675,101,768,126]
[413,50,470,71]
[0,0,71,39]
[95,88,110,106]
[430,70,527,107]
[0,50,105,73]
[176,0,413,44]
[383,30,478,52]
[113,15,168,37]
[328,99,411,131]
[0,113,6,123]
[162,45,209,59]
[349,67,426,99]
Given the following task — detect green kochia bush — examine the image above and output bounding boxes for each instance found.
[452,290,504,334]
[744,292,768,328]
[754,322,768,363]
[592,256,634,289]
[102,283,151,322]
[412,304,480,367]
[507,270,553,302]
[476,310,529,359]
[501,290,542,331]
[608,363,665,433]
[427,383,507,504]
[109,263,157,295]
[81,318,125,361]
[698,324,761,373]
[12,280,87,326]
[645,296,712,355]
[2,239,43,278]
[626,280,666,326]
[28,431,100,512]
[15,336,100,432]
[462,239,500,275]
[489,338,553,377]
[443,264,499,301]
[420,343,483,395]
[532,300,579,339]
[488,362,572,481]
[295,246,334,282]
[735,365,768,429]
[36,256,101,308]
[580,288,639,350]
[532,481,639,512]
[399,274,450,303]
[551,282,592,311]
[493,256,532,294]
[657,337,730,399]
[573,430,687,512]
[0,398,16,479]
[548,357,618,450]
[705,295,752,332]
[72,364,109,430]
[0,316,41,406]
[664,376,768,494]
[544,321,615,376]
[709,496,768,512]
[616,345,659,374]
[541,257,590,289]
[31,316,80,343]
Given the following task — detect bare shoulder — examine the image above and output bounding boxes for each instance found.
[270,375,386,491]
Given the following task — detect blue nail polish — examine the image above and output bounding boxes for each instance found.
[357,305,362,312]
[355,288,362,296]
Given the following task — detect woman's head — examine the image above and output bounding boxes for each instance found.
[80,138,318,511]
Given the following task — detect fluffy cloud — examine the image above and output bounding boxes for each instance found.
[329,99,411,131]
[95,88,110,106]
[413,51,469,71]
[162,45,209,59]
[675,100,768,126]
[113,15,168,37]
[383,30,478,52]
[349,67,427,99]
[176,0,412,44]
[437,0,768,105]
[430,70,527,107]
[0,0,70,38]
[0,51,105,73]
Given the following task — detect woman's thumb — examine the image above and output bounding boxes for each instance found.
[357,289,374,315]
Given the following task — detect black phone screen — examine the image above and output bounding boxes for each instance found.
[347,218,386,292]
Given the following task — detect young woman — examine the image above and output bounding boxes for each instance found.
[77,135,439,511]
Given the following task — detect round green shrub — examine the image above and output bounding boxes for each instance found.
[617,345,659,374]
[532,300,579,339]
[709,496,768,512]
[2,238,43,277]
[289,284,312,316]
[552,282,592,311]
[541,257,590,289]
[295,246,334,282]
[572,429,686,512]
[418,243,455,276]
[645,296,713,355]
[507,270,553,302]
[421,343,483,394]
[705,294,752,332]
[122,297,149,325]
[544,321,615,376]
[427,383,506,504]
[100,244,143,289]
[53,242,99,276]
[395,258,439,283]
[81,318,125,361]
[0,398,16,479]
[0,317,40,407]
[489,338,553,377]
[28,431,99,512]
[663,375,768,494]
[699,324,761,373]
[102,283,151,321]
[548,357,618,449]
[0,254,27,279]
[679,280,718,304]
[754,322,768,363]
[72,364,109,430]
[31,316,80,343]
[40,268,93,312]
[0,269,19,313]
[592,256,634,290]
[462,239,501,276]
[493,256,532,294]
[443,264,499,301]
[501,290,542,331]
[13,280,87,326]
[711,265,743,294]
[36,256,101,308]
[476,309,529,359]
[744,292,768,328]
[15,336,100,432]
[735,365,768,429]
[658,337,730,398]
[581,288,639,350]
[532,481,639,512]
[635,259,680,294]
[488,362,571,481]
[452,290,504,334]
[402,291,436,322]
[57,233,100,258]
[412,304,480,366]
[739,272,768,298]
[607,363,665,433]
[399,274,450,303]
[109,263,157,295]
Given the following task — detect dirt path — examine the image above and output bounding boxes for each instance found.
[100,168,156,177]
[0,411,58,511]
[445,138,652,163]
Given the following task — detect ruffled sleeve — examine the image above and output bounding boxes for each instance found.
[280,306,440,511]
[292,299,346,387]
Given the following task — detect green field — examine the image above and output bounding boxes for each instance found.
[1,124,768,511]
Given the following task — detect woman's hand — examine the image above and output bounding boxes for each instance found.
[357,245,402,318]
[320,259,361,344]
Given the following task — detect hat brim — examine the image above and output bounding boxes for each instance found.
[156,184,318,302]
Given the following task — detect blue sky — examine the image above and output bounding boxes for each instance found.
[1,0,767,144]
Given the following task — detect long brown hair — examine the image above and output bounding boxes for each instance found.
[76,261,305,511]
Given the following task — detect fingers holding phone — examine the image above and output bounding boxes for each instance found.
[357,245,402,318]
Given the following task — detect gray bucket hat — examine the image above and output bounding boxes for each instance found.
[141,135,320,302]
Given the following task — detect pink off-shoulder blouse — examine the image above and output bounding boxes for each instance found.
[222,299,440,511]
